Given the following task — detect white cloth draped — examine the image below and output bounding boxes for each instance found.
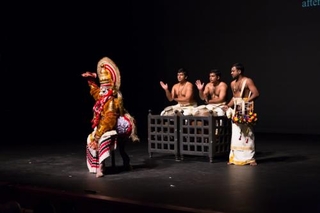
[228,98,256,165]
[86,129,117,173]
[160,103,198,116]
[193,103,226,116]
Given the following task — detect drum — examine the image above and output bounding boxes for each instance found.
[193,105,211,116]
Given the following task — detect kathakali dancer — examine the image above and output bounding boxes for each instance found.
[82,57,139,177]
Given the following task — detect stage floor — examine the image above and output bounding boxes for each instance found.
[1,133,320,213]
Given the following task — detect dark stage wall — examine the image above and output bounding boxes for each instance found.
[1,1,320,144]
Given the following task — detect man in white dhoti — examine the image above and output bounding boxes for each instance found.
[223,63,260,166]
[160,68,197,116]
[194,69,228,116]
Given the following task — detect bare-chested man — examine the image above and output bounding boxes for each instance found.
[226,65,259,106]
[160,68,197,116]
[194,69,228,116]
[223,62,260,166]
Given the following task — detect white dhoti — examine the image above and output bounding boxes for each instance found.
[193,103,226,116]
[86,129,117,173]
[229,123,255,165]
[228,97,256,165]
[160,103,197,116]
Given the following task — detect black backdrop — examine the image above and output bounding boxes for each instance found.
[1,1,319,144]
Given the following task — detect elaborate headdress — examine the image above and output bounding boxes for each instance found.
[97,57,121,90]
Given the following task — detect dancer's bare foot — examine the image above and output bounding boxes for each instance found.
[96,164,105,178]
[96,170,104,178]
[227,162,232,165]
[250,161,257,166]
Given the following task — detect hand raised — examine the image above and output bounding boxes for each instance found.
[81,72,97,78]
[160,81,168,90]
[195,80,204,90]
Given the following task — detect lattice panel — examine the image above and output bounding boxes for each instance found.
[148,112,180,160]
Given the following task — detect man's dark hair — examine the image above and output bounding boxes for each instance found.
[177,68,188,78]
[209,69,221,78]
[232,62,245,74]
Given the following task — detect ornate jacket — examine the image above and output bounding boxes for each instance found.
[88,79,123,140]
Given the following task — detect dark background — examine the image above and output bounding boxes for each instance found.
[1,1,319,144]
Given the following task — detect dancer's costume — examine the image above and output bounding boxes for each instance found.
[84,57,138,173]
[227,79,256,165]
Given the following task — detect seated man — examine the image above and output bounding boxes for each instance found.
[194,69,228,116]
[160,68,197,116]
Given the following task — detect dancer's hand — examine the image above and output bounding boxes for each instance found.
[81,72,97,78]
[89,141,98,150]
